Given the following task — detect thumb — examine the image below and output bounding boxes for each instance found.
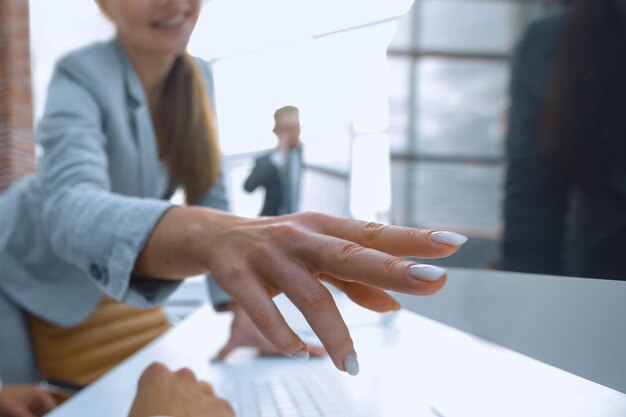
[214,338,239,362]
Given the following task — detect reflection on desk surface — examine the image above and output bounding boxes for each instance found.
[395,268,626,394]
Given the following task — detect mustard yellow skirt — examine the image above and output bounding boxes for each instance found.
[27,297,170,400]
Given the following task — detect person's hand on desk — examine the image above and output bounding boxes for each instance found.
[128,363,234,417]
[214,303,326,361]
[136,210,467,376]
[0,384,56,417]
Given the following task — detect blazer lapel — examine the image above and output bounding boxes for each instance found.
[114,39,162,198]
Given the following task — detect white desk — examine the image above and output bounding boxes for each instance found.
[47,292,626,417]
[395,268,626,392]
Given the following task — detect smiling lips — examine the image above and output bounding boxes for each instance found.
[152,12,191,30]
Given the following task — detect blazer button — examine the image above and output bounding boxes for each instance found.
[89,263,102,280]
[101,267,110,286]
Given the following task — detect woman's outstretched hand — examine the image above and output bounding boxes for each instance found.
[137,209,467,376]
[203,212,467,375]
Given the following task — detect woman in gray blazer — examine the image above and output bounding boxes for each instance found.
[0,0,468,393]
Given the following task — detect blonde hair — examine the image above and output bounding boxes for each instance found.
[273,106,299,128]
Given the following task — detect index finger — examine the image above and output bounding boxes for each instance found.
[304,214,468,259]
[301,234,448,295]
[257,253,358,375]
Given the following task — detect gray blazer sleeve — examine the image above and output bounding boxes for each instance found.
[37,60,177,304]
[501,24,569,275]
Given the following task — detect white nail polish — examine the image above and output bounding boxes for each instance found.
[431,231,468,246]
[293,350,310,361]
[408,264,446,282]
[344,353,359,376]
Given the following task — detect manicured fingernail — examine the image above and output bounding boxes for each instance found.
[430,231,468,246]
[293,349,310,362]
[409,264,446,282]
[343,353,359,376]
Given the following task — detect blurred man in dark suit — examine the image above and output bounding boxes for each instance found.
[244,106,303,216]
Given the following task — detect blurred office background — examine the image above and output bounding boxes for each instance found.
[387,1,555,263]
[29,0,564,269]
[25,0,624,393]
[26,0,566,347]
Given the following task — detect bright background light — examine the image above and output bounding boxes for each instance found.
[29,0,407,219]
[350,133,392,223]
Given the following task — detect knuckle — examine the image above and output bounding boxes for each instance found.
[266,223,301,241]
[407,227,430,242]
[334,241,364,267]
[228,264,247,278]
[301,284,334,311]
[252,223,305,261]
[224,265,247,287]
[249,240,276,262]
[141,362,168,381]
[381,256,405,276]
[145,362,168,375]
[176,367,196,382]
[249,308,279,332]
[362,221,385,242]
[301,211,332,229]
[199,381,215,395]
[138,362,169,389]
[301,211,322,222]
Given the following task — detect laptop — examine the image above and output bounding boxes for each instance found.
[45,289,625,417]
[203,293,439,417]
[214,359,357,417]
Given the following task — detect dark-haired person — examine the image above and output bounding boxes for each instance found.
[0,0,468,398]
[502,0,626,280]
[244,106,303,216]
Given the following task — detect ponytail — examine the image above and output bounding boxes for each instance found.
[158,54,221,205]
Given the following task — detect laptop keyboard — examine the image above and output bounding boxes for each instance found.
[229,375,349,417]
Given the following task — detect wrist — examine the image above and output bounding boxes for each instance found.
[186,208,242,273]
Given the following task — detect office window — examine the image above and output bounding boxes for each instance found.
[208,14,398,217]
[388,58,412,151]
[416,58,508,158]
[412,163,504,235]
[387,0,559,237]
[418,1,521,53]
